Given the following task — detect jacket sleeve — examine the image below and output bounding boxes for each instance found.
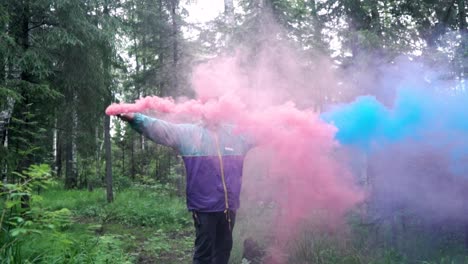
[129,113,192,149]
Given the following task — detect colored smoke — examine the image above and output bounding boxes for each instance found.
[106,34,468,260]
[106,43,365,255]
[322,59,468,223]
[322,88,468,151]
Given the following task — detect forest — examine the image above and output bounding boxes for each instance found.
[1,0,467,263]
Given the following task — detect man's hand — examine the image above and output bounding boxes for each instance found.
[117,113,135,122]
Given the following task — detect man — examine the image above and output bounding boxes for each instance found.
[119,113,253,264]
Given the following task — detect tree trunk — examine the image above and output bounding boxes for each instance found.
[459,0,467,31]
[224,0,234,14]
[131,133,135,179]
[465,222,468,249]
[1,104,10,183]
[170,0,179,96]
[222,0,235,48]
[56,127,63,178]
[370,1,381,35]
[103,0,113,203]
[426,0,456,48]
[53,117,58,175]
[131,12,139,180]
[390,215,398,249]
[94,125,101,188]
[105,114,113,203]
[224,0,234,25]
[310,0,326,111]
[0,43,12,147]
[122,140,125,176]
[16,0,33,208]
[458,0,467,80]
[310,0,323,46]
[0,35,4,84]
[0,98,14,147]
[360,153,369,223]
[65,90,78,189]
[167,151,172,179]
[155,151,161,179]
[132,2,141,101]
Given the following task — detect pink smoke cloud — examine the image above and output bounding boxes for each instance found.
[106,46,364,259]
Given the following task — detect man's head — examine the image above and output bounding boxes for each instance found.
[200,113,222,131]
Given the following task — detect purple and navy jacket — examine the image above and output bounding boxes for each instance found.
[130,113,253,212]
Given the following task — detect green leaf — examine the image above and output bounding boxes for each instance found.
[5,200,19,208]
[10,192,30,198]
[10,216,25,223]
[4,183,20,190]
[10,227,28,237]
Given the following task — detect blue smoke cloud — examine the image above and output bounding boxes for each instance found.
[321,84,468,177]
[321,96,388,149]
[322,87,468,145]
[321,80,468,223]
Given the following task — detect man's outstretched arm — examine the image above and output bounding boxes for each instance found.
[119,113,187,149]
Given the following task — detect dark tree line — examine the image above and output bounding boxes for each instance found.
[0,0,466,201]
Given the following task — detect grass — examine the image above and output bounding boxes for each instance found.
[21,185,194,264]
[10,184,468,264]
[229,203,468,264]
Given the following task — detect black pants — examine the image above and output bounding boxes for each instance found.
[192,210,236,264]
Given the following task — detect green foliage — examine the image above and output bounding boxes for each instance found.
[421,256,468,264]
[104,187,189,228]
[288,230,365,264]
[23,184,193,263]
[22,231,134,263]
[232,203,468,264]
[0,175,193,262]
[39,184,190,229]
[0,164,53,262]
[284,222,467,264]
[144,229,178,256]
